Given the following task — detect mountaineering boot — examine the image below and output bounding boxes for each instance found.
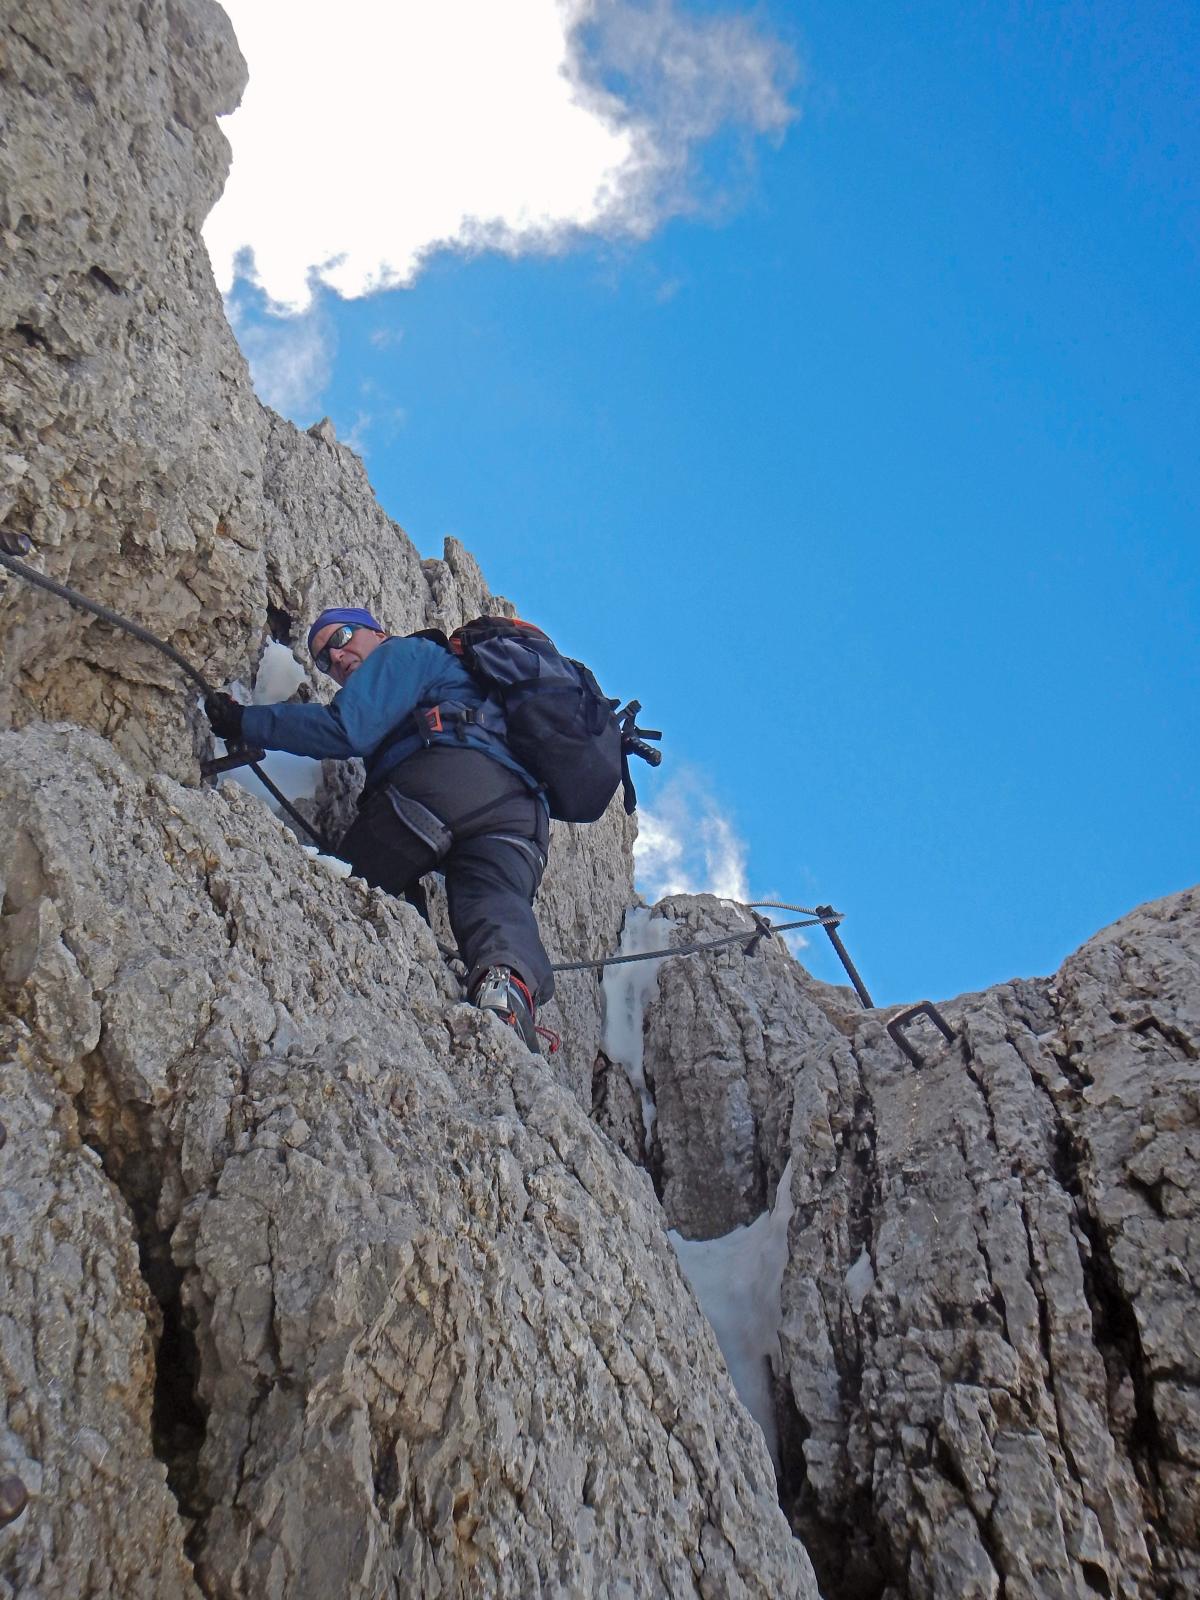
[471,966,540,1055]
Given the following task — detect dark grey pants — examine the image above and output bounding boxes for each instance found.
[339,747,554,1004]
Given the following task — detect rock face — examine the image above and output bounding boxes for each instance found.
[0,0,631,1069]
[0,725,813,1599]
[2,2,1197,1598]
[0,0,259,778]
[637,895,1200,1600]
[0,1024,200,1600]
[639,897,856,1241]
[0,2,806,1593]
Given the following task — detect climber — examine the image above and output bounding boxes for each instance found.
[202,606,553,1052]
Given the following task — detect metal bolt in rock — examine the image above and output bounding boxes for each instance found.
[814,903,875,1008]
[887,999,957,1067]
[0,1475,29,1529]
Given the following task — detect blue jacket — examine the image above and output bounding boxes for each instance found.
[241,636,538,791]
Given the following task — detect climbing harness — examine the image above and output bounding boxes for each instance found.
[550,900,875,1008]
[0,539,333,854]
[414,614,662,820]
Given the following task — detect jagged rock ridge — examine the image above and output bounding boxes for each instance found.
[633,894,1199,1600]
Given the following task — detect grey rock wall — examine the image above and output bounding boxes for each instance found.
[0,723,814,1600]
[640,897,855,1239]
[0,0,261,777]
[637,892,1200,1600]
[0,1021,200,1599]
[0,0,631,1072]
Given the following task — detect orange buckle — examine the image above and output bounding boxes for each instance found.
[425,706,443,734]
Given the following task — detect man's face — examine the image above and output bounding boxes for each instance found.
[310,624,387,687]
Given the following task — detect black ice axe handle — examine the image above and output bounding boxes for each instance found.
[624,736,663,766]
[618,700,663,766]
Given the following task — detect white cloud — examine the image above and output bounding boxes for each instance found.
[635,772,750,903]
[204,0,797,312]
[339,410,373,456]
[635,770,809,955]
[229,301,333,415]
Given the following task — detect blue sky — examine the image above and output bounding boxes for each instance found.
[213,0,1198,1004]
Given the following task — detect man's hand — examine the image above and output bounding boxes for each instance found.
[204,693,245,744]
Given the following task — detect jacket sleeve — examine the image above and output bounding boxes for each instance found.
[241,639,442,759]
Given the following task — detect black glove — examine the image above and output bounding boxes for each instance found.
[204,692,245,744]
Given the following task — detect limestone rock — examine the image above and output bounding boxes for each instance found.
[0,723,815,1599]
[0,1024,199,1598]
[775,895,1200,1599]
[638,890,1200,1600]
[642,896,851,1239]
[535,804,642,1099]
[0,0,262,779]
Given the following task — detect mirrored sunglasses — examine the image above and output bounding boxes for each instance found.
[313,623,357,675]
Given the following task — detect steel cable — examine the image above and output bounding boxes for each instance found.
[549,912,842,974]
[0,547,333,853]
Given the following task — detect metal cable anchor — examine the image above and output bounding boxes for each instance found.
[200,745,268,778]
[887,1000,957,1067]
[814,904,874,1008]
[745,910,775,956]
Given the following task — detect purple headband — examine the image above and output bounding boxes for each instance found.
[307,606,384,656]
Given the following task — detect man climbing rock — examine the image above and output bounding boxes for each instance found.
[203,606,553,1052]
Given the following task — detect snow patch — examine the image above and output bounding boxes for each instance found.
[304,846,352,879]
[845,1247,874,1313]
[670,1159,795,1467]
[251,639,308,704]
[600,907,676,1141]
[218,641,323,816]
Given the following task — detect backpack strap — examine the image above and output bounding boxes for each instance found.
[412,698,507,743]
[620,746,638,815]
